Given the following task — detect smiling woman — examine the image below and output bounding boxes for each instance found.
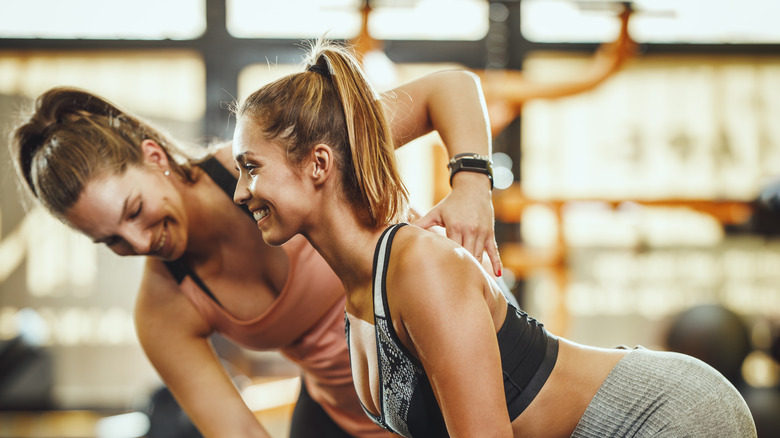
[65,162,186,259]
[12,89,201,222]
[231,38,757,438]
[8,63,504,437]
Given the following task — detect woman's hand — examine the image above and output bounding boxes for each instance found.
[414,171,501,277]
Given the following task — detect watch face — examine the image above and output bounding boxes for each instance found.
[460,158,488,169]
[447,155,494,189]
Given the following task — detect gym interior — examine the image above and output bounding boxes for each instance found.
[1,0,779,436]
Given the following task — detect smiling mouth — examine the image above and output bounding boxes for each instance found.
[153,221,168,253]
[253,207,269,222]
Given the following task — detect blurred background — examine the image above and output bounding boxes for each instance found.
[2,0,780,436]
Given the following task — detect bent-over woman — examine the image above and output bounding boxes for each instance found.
[231,39,757,438]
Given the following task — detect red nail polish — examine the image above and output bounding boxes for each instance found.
[497,267,502,277]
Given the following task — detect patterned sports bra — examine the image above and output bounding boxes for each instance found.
[345,224,559,437]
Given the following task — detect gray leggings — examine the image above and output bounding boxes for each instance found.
[572,348,757,437]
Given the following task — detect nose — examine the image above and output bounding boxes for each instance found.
[121,224,153,255]
[233,175,251,206]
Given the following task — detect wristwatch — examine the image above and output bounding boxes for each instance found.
[447,153,493,190]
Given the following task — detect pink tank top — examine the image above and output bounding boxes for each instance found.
[178,234,387,437]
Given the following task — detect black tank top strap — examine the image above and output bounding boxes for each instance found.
[162,156,251,306]
[163,259,223,306]
[197,156,253,220]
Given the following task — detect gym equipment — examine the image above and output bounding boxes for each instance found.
[144,386,202,438]
[665,304,751,386]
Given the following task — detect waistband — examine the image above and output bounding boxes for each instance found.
[507,332,559,419]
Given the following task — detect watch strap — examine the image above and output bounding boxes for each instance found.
[447,153,493,190]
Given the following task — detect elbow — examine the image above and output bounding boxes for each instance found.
[430,69,481,91]
[461,69,481,84]
[448,70,482,89]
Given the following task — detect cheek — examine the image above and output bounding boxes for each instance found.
[248,178,262,197]
[156,187,185,218]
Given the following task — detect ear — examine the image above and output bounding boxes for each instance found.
[309,143,334,186]
[141,139,170,171]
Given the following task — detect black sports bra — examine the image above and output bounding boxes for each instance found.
[345,223,559,437]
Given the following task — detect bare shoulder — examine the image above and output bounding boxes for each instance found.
[387,225,501,364]
[392,225,467,265]
[135,258,211,341]
[389,225,486,304]
[136,258,180,311]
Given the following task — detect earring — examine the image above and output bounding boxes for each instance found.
[164,170,170,176]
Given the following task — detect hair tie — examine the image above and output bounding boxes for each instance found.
[307,63,330,77]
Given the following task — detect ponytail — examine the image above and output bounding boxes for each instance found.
[238,39,409,227]
[9,87,197,216]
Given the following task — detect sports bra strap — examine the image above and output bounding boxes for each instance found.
[372,224,407,319]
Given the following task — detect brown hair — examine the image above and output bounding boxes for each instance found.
[237,39,409,228]
[9,87,200,218]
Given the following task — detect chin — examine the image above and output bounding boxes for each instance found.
[163,236,187,261]
[261,231,292,247]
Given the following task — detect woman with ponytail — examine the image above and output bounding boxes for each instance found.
[233,40,756,438]
[9,56,500,436]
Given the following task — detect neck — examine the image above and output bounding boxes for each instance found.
[301,202,385,298]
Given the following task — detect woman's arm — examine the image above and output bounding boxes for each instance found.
[389,229,513,437]
[135,260,270,438]
[381,71,501,277]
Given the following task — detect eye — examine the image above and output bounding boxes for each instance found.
[129,201,142,219]
[242,162,259,175]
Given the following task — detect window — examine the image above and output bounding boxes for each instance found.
[0,52,205,121]
[227,0,487,40]
[521,0,780,44]
[0,0,206,39]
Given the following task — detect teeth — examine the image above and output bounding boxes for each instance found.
[253,208,269,222]
[154,224,167,252]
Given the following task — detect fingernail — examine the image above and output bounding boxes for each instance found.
[497,267,502,277]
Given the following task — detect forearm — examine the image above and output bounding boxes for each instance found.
[425,70,492,158]
[145,336,270,438]
[388,70,491,157]
[160,345,269,437]
[136,304,269,436]
[423,71,495,195]
[392,69,500,273]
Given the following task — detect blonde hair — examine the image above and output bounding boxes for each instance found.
[9,87,202,218]
[237,39,409,228]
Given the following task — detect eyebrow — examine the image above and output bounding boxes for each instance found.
[234,151,253,165]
